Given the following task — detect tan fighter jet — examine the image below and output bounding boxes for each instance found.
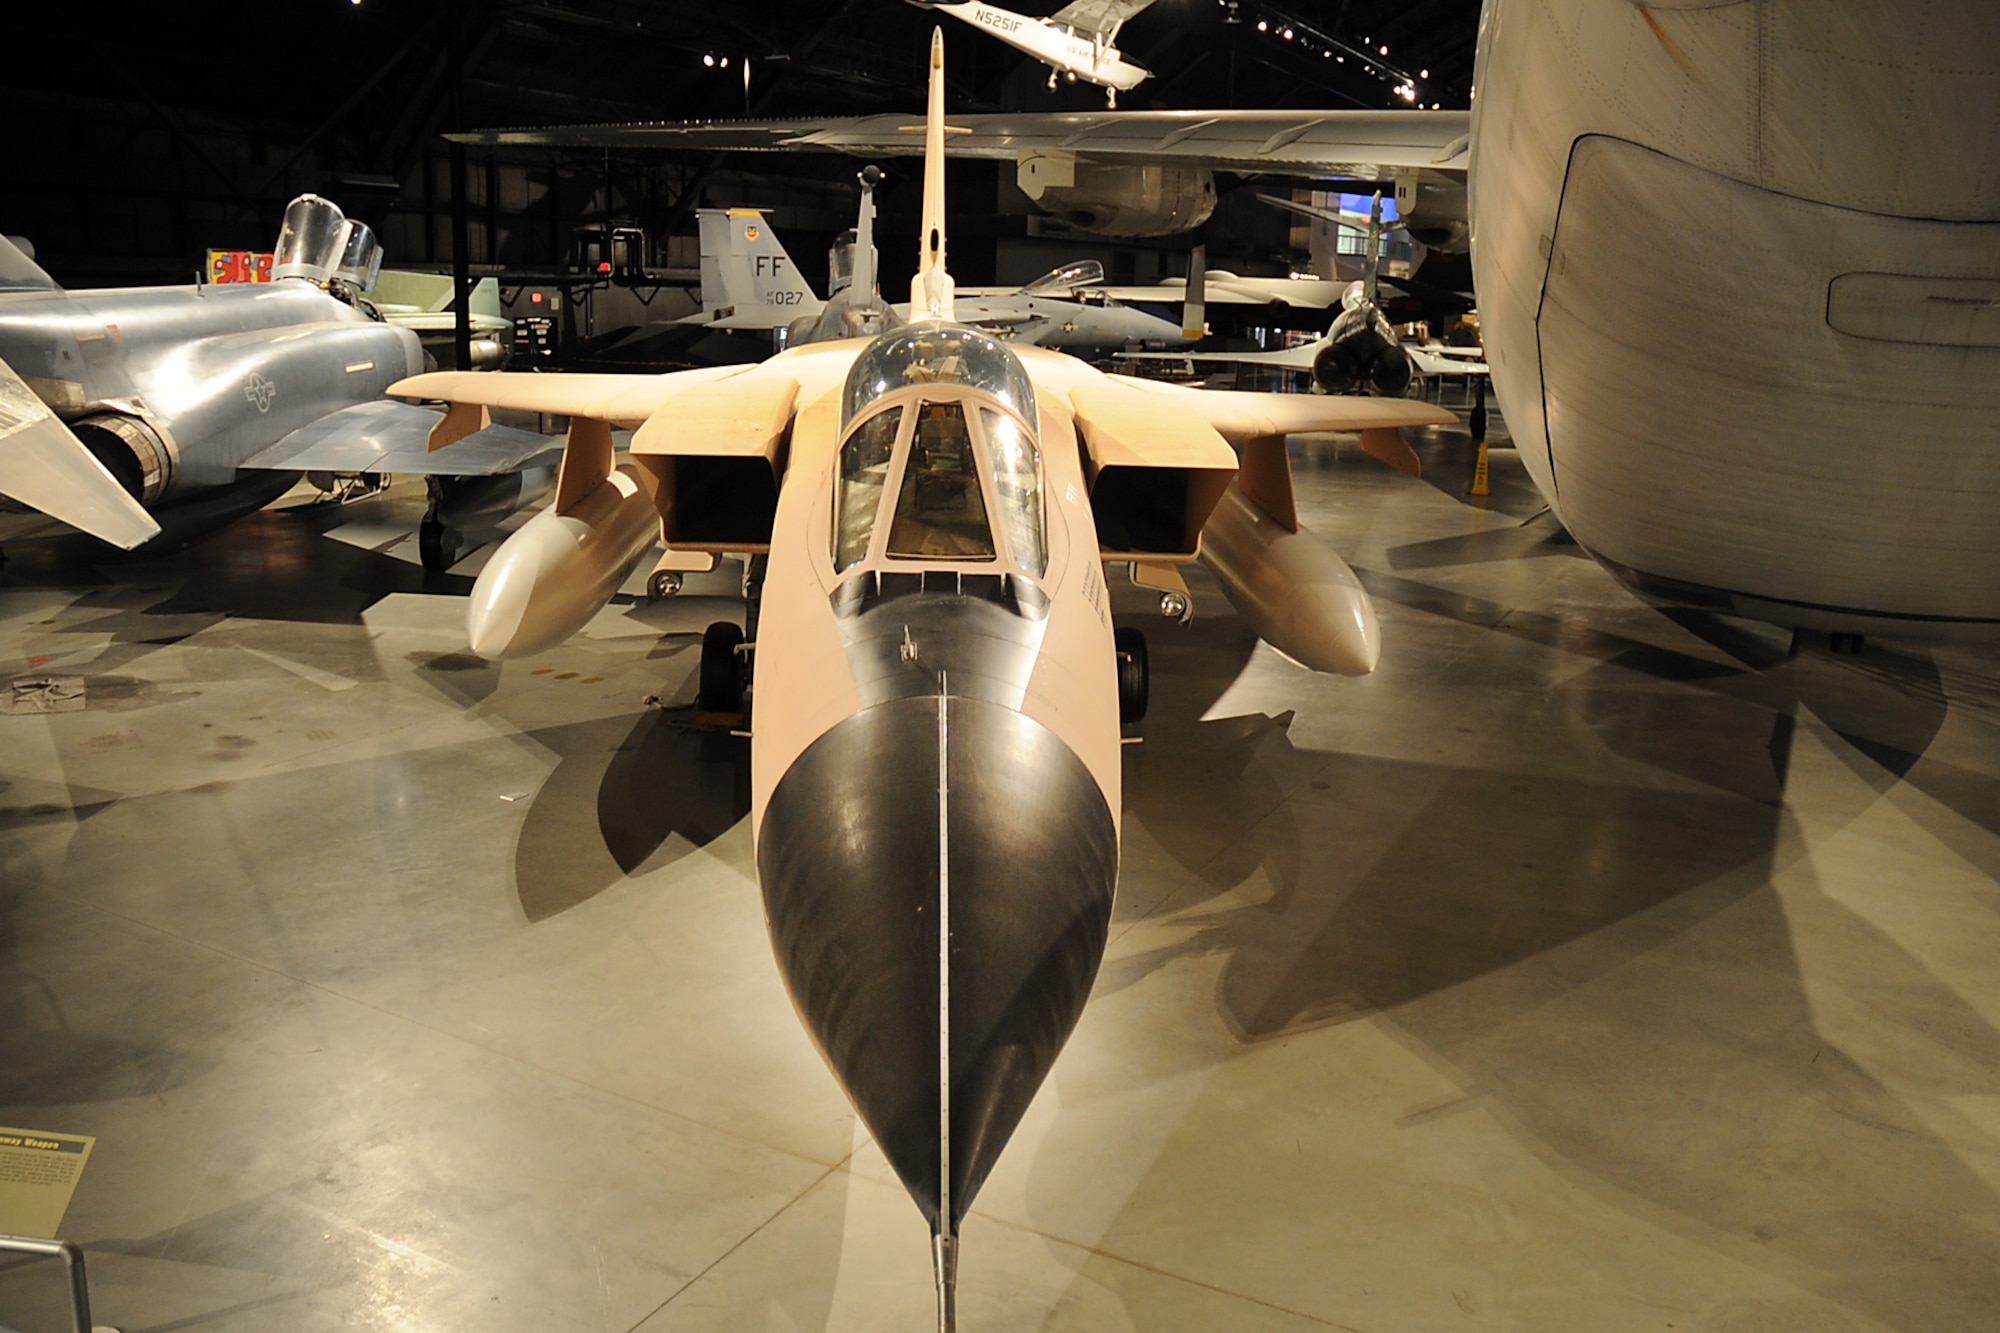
[389,30,1450,1329]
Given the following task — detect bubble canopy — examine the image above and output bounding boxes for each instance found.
[841,322,1036,429]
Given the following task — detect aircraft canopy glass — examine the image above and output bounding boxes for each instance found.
[832,395,1048,579]
[834,406,901,571]
[272,194,349,283]
[980,408,1046,578]
[887,402,996,561]
[1022,259,1104,296]
[841,323,1036,428]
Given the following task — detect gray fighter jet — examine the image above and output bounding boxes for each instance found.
[0,195,559,568]
[0,196,425,553]
[682,166,1203,356]
[1121,192,1487,412]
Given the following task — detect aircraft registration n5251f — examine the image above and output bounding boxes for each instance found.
[909,0,1156,105]
[391,30,1450,1327]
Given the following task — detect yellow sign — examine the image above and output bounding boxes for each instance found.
[0,1127,94,1238]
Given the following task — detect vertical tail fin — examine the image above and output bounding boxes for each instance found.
[1361,192,1384,309]
[853,166,880,304]
[1181,243,1206,340]
[692,208,823,328]
[911,28,956,321]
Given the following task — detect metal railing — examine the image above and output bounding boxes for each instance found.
[0,1235,96,1333]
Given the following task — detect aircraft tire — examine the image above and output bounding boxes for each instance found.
[701,621,746,712]
[1114,627,1149,724]
[418,516,461,572]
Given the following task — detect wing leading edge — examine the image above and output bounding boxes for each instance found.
[448,108,1470,179]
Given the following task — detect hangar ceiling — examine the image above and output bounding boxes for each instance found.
[7,1,1481,288]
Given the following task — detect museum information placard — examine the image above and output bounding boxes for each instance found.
[0,1128,94,1238]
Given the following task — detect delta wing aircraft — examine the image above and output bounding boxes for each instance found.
[684,169,1203,355]
[390,32,1451,1325]
[908,0,1158,105]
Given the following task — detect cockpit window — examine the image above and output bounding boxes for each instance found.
[842,323,1036,427]
[1022,259,1105,296]
[887,402,996,561]
[980,408,1046,578]
[834,406,902,571]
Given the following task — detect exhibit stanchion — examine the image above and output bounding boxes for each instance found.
[0,1234,116,1333]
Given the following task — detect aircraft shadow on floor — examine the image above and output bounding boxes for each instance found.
[1083,590,2000,1331]
[1384,509,1579,572]
[0,844,203,1108]
[0,499,472,630]
[510,666,751,923]
[1111,581,1998,1036]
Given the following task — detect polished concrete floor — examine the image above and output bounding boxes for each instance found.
[3,409,1998,1332]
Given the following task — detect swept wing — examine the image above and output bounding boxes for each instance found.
[450,108,1469,180]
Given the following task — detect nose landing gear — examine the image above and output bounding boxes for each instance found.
[700,621,747,714]
[1114,626,1149,724]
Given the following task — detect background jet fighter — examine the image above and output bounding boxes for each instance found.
[685,170,1202,356]
[0,196,421,553]
[1121,192,1488,410]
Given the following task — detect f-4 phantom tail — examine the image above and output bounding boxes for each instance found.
[0,197,421,552]
[392,30,1449,1326]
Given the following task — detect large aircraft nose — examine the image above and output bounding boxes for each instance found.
[757,692,1118,1231]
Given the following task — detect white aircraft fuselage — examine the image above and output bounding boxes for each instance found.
[931,1,1149,93]
[1471,0,2000,638]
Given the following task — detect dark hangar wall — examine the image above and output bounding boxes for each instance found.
[6,2,1478,302]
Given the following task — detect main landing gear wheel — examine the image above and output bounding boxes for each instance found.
[700,621,746,713]
[1114,626,1149,724]
[418,516,461,572]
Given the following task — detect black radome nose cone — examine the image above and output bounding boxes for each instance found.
[757,693,1118,1229]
